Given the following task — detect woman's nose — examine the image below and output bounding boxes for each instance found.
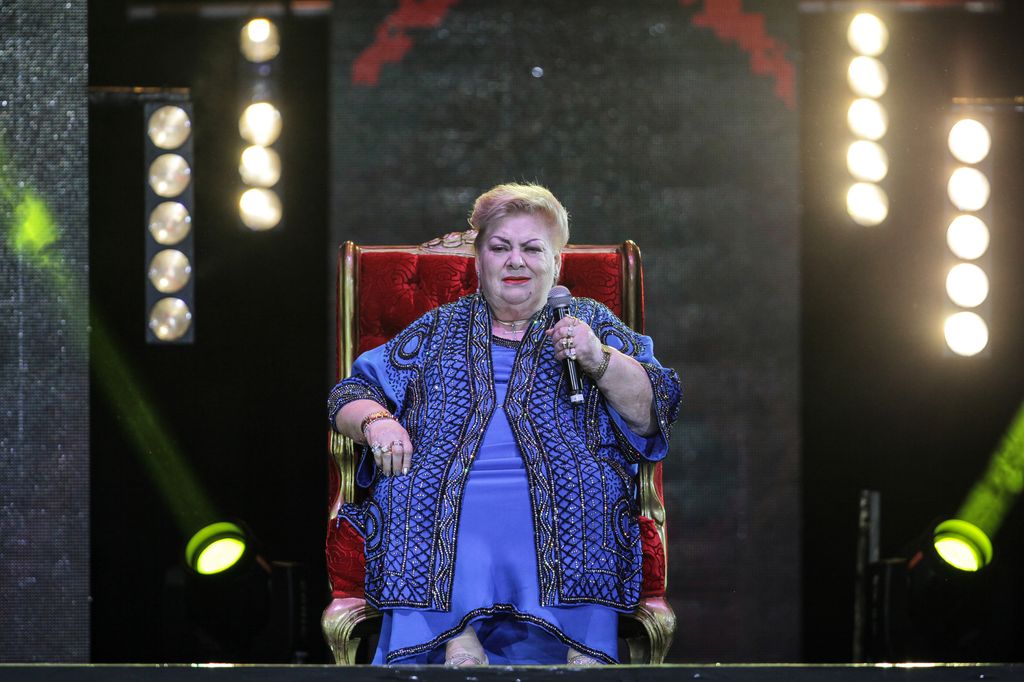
[508,250,524,267]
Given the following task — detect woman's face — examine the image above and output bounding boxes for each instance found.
[476,213,560,318]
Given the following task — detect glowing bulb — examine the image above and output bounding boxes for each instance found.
[239,188,282,230]
[948,118,991,165]
[239,145,281,187]
[847,140,888,182]
[946,215,989,260]
[240,18,280,63]
[196,538,247,575]
[947,167,990,212]
[846,182,888,226]
[147,106,191,149]
[847,98,888,140]
[148,202,192,245]
[848,56,888,98]
[148,249,192,294]
[148,154,191,198]
[148,297,192,341]
[946,263,989,308]
[848,13,888,56]
[944,311,988,356]
[239,102,282,145]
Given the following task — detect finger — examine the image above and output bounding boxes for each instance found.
[399,441,412,475]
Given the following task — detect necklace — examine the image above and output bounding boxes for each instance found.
[493,316,530,333]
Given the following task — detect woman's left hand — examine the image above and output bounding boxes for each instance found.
[545,315,603,375]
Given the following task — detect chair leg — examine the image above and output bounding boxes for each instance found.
[631,596,676,664]
[321,597,380,664]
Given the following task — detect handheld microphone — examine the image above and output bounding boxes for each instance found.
[547,286,585,405]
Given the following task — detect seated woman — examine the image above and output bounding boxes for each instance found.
[328,183,681,665]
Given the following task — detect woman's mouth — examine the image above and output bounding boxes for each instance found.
[503,276,530,284]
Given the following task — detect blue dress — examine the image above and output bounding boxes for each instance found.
[371,340,620,664]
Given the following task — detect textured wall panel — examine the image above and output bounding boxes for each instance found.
[330,0,799,661]
[0,0,89,662]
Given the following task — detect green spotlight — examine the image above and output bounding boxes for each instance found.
[932,519,992,572]
[186,522,248,575]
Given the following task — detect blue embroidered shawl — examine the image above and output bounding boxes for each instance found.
[328,293,681,611]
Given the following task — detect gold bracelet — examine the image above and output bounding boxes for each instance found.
[360,409,395,437]
[589,344,613,381]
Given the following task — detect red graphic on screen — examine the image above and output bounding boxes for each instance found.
[681,0,796,109]
[352,0,460,86]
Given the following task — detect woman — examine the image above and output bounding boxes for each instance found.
[328,183,681,665]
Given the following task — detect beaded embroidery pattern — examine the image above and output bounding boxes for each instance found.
[331,294,681,611]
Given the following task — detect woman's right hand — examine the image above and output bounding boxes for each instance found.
[364,419,414,476]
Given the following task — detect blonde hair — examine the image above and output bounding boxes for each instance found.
[469,183,569,252]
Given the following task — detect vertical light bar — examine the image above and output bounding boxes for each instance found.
[144,101,195,343]
[943,108,993,357]
[238,17,283,231]
[845,12,890,227]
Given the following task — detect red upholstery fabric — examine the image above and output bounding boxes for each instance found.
[327,518,366,598]
[638,515,666,598]
[328,246,666,601]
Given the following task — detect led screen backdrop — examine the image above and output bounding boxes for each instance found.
[331,0,799,660]
[0,1,89,663]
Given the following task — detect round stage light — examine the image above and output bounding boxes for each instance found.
[185,522,249,576]
[147,105,192,150]
[946,263,989,308]
[848,56,888,99]
[239,102,282,146]
[846,182,888,226]
[944,311,988,356]
[848,13,888,57]
[847,140,888,182]
[847,98,888,141]
[947,167,990,212]
[933,519,992,572]
[148,201,192,245]
[149,297,193,341]
[148,154,192,198]
[148,249,192,294]
[239,188,282,230]
[948,118,991,165]
[947,215,989,260]
[240,18,280,63]
[239,145,281,187]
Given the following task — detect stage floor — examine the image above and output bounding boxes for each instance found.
[1,664,1019,681]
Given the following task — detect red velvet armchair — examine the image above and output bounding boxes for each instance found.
[322,229,674,663]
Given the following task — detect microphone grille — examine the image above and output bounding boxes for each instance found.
[547,285,571,308]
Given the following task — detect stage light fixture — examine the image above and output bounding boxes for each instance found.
[148,153,192,198]
[847,140,888,182]
[846,182,889,226]
[847,98,888,141]
[239,188,282,231]
[947,167,990,212]
[147,105,192,150]
[848,56,888,99]
[848,13,888,57]
[943,311,988,357]
[932,519,992,573]
[946,215,989,260]
[145,100,195,344]
[239,145,281,187]
[945,263,989,308]
[948,118,991,165]
[186,522,250,576]
[149,201,192,245]
[149,297,193,342]
[148,249,193,294]
[239,102,282,146]
[241,18,280,63]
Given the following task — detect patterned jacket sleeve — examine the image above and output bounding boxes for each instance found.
[586,299,682,463]
[326,310,436,486]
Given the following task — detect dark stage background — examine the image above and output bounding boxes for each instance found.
[3,0,1024,667]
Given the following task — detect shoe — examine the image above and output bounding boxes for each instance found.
[567,648,603,666]
[444,628,488,666]
[445,652,489,666]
